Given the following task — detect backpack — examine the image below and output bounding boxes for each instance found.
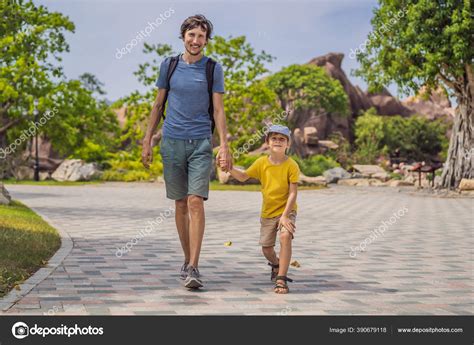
[161,54,217,133]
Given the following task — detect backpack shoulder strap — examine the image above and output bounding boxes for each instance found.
[161,55,180,120]
[165,55,180,89]
[206,58,217,133]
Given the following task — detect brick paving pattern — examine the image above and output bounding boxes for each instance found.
[2,183,472,315]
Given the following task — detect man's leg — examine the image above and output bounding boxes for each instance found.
[187,194,205,268]
[175,197,190,263]
[184,138,211,288]
[160,137,189,277]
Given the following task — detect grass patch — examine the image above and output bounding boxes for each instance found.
[2,179,103,186]
[209,181,325,191]
[2,179,324,191]
[0,201,61,297]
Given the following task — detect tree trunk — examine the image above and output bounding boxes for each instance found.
[440,87,473,189]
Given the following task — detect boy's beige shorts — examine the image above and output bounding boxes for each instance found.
[259,210,297,247]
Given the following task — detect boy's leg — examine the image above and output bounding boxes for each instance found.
[277,231,292,278]
[175,197,190,263]
[276,212,296,293]
[262,246,278,265]
[260,217,280,280]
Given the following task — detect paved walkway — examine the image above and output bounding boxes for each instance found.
[1,183,473,315]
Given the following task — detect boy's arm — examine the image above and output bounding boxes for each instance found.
[229,167,250,182]
[279,183,298,234]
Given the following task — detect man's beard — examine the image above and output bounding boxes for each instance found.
[185,44,203,56]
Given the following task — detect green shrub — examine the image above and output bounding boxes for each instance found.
[354,109,386,164]
[389,172,403,180]
[234,153,263,168]
[100,147,163,182]
[72,139,114,164]
[383,115,448,161]
[292,154,339,177]
[353,108,449,164]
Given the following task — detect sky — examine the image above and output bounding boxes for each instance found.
[35,0,399,102]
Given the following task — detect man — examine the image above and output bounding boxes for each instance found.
[142,14,231,289]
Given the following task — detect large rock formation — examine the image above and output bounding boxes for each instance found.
[282,52,455,158]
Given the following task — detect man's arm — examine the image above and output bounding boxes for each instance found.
[212,92,232,171]
[142,89,167,168]
[279,183,298,233]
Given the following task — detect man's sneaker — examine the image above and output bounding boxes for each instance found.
[184,265,203,289]
[180,262,189,280]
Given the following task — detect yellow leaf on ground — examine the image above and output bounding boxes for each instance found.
[290,260,300,268]
[224,241,232,246]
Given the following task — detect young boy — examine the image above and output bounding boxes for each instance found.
[222,124,300,294]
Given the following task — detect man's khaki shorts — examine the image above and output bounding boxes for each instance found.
[259,210,297,247]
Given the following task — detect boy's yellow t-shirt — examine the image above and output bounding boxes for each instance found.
[245,156,300,218]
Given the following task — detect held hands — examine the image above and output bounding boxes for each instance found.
[216,145,233,172]
[278,215,296,234]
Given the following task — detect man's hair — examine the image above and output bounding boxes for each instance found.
[179,14,214,41]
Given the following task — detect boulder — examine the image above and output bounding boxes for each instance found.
[323,167,351,183]
[388,180,414,187]
[303,126,319,145]
[298,174,327,186]
[318,140,339,150]
[337,178,370,187]
[0,183,11,205]
[459,179,474,191]
[337,178,386,187]
[12,166,34,180]
[372,172,390,182]
[52,159,102,182]
[352,164,386,176]
[39,172,50,181]
[351,172,366,179]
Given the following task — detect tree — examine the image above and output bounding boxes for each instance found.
[0,0,119,171]
[0,0,74,148]
[267,64,349,128]
[354,0,473,188]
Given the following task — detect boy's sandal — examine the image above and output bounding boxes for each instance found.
[274,276,293,294]
[268,262,279,282]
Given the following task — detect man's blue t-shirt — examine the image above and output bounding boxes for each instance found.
[156,54,225,140]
